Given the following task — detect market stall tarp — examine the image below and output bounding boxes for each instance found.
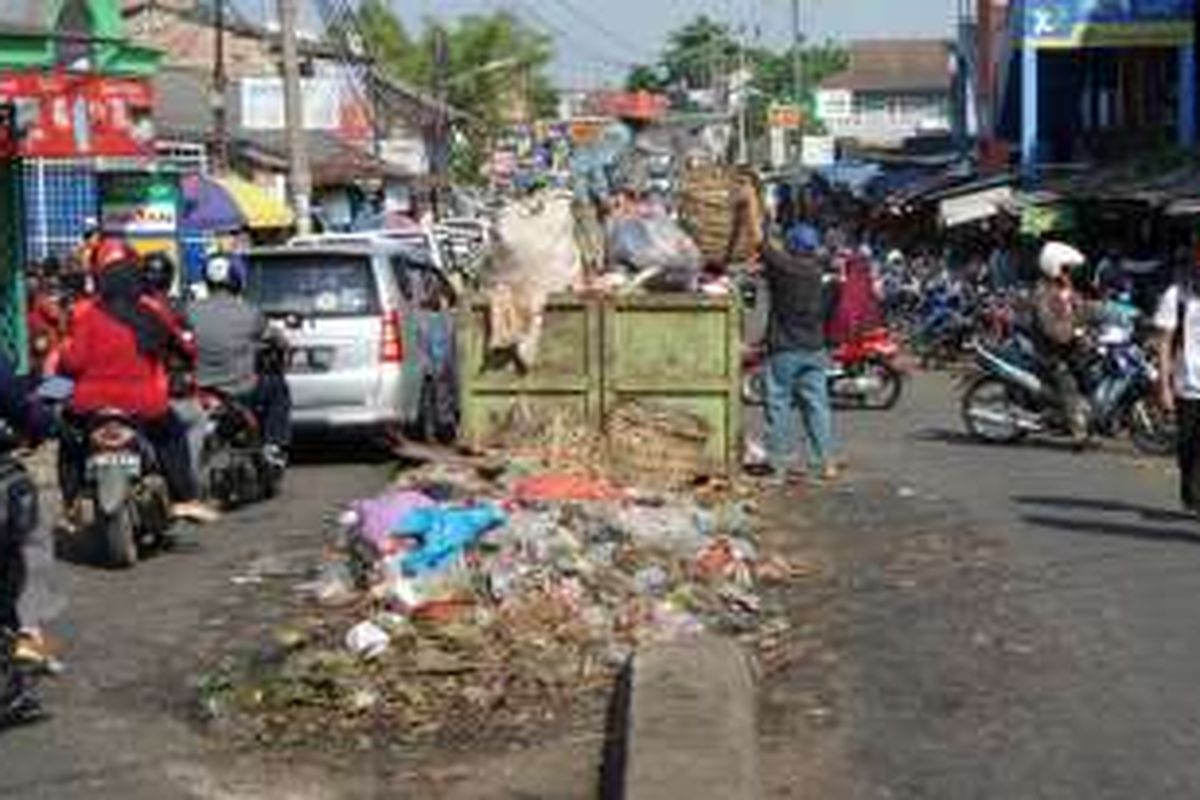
[939,186,1014,228]
[180,173,294,232]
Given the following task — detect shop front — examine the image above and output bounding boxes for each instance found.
[1013,0,1195,175]
[0,0,162,260]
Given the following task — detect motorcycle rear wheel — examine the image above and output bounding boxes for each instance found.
[100,505,137,569]
[835,360,904,411]
[1128,397,1175,457]
[962,376,1028,444]
[743,371,765,407]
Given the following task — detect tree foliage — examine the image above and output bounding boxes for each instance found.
[349,0,559,183]
[660,15,740,92]
[625,14,850,142]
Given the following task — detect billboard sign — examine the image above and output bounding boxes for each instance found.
[0,73,155,158]
[1025,0,1193,47]
[769,104,803,130]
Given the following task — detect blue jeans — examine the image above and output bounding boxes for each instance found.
[764,348,836,473]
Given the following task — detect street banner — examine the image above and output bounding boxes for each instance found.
[1024,0,1193,48]
[0,73,154,158]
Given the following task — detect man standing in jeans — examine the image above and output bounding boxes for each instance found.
[1156,264,1200,512]
[757,223,839,484]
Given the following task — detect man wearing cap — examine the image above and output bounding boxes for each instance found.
[755,222,839,485]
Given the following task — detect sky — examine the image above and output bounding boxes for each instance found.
[230,0,961,88]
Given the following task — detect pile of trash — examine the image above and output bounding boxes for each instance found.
[202,457,782,749]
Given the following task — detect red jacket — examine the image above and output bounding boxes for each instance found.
[59,297,194,420]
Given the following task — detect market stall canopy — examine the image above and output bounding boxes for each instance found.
[180,173,294,233]
[1040,157,1200,209]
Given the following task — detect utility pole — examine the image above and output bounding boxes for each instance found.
[430,25,449,220]
[736,29,749,164]
[791,0,802,103]
[278,0,311,234]
[211,0,228,171]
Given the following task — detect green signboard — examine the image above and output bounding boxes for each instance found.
[99,172,179,237]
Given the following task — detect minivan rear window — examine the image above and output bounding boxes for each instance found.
[247,254,379,317]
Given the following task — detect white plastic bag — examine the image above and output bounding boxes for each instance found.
[487,191,582,366]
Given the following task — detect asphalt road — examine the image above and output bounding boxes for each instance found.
[761,370,1200,800]
[0,455,389,800]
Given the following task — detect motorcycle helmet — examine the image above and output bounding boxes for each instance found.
[143,251,176,294]
[91,238,139,275]
[204,253,241,292]
[1039,241,1086,281]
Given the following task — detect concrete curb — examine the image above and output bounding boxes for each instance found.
[621,634,761,800]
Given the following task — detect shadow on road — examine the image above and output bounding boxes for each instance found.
[1019,513,1200,546]
[1016,495,1200,545]
[1014,495,1195,524]
[290,436,396,466]
[912,427,1082,453]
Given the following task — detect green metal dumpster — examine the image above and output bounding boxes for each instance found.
[458,295,603,448]
[458,293,743,477]
[603,295,742,477]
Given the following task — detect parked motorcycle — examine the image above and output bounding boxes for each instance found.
[72,412,172,568]
[960,320,1172,454]
[743,327,906,411]
[911,283,976,368]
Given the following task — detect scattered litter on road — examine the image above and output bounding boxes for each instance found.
[345,620,391,660]
[201,444,805,749]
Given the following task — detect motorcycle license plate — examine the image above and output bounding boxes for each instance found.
[88,453,141,475]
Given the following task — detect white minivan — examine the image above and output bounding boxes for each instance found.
[244,241,458,440]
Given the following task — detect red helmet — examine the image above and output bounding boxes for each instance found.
[91,238,139,275]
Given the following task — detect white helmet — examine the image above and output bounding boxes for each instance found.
[1039,241,1086,281]
[204,254,237,290]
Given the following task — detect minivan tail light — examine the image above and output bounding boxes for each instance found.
[381,311,404,363]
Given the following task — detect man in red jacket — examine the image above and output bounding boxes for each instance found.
[56,239,216,523]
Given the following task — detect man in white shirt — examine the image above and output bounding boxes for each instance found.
[1154,275,1200,511]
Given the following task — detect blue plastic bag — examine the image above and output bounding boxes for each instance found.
[394,504,508,576]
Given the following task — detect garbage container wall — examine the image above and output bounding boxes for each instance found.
[458,294,742,477]
[458,297,602,450]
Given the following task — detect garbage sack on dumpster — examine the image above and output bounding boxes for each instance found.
[487,191,582,367]
[606,213,702,292]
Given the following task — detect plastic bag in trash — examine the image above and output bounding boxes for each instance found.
[607,214,702,277]
[394,504,508,576]
[348,490,436,553]
[345,620,391,660]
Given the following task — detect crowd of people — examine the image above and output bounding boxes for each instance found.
[1,230,293,728]
[753,180,1200,530]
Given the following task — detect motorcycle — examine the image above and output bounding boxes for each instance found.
[911,283,976,368]
[197,389,282,509]
[71,411,172,569]
[960,320,1173,454]
[743,327,906,411]
[198,340,288,509]
[0,421,42,728]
